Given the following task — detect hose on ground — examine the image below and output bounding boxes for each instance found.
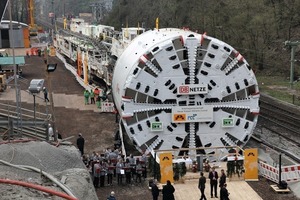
[0,139,36,145]
[0,159,77,199]
[0,178,78,200]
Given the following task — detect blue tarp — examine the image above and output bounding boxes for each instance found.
[0,56,25,65]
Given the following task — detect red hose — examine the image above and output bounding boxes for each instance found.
[0,179,78,200]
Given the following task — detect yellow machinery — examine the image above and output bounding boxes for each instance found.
[28,0,42,36]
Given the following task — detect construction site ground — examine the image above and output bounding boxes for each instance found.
[0,51,299,200]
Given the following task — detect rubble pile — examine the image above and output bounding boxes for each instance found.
[0,141,97,200]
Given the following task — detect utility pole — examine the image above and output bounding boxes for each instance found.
[284,41,300,88]
[51,0,54,25]
[9,0,22,137]
[63,0,65,17]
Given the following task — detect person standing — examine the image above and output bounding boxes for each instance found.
[43,87,50,102]
[56,130,62,139]
[219,169,227,200]
[151,179,159,200]
[198,172,207,200]
[220,183,230,200]
[76,133,85,155]
[106,160,114,186]
[116,159,124,185]
[90,89,95,104]
[135,160,143,183]
[162,180,175,200]
[84,89,90,105]
[93,160,100,188]
[128,154,136,178]
[124,159,132,184]
[99,161,106,187]
[96,95,101,109]
[48,124,53,141]
[94,87,100,97]
[208,167,218,198]
[141,153,147,179]
[204,160,211,172]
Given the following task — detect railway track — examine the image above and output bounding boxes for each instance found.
[260,97,300,128]
[256,121,300,147]
[259,94,300,137]
[36,18,109,51]
[250,135,300,163]
[255,94,300,162]
[260,94,300,117]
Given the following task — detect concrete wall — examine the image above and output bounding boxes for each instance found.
[9,29,24,48]
[0,23,26,48]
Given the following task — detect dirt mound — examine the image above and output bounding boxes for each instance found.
[0,141,97,200]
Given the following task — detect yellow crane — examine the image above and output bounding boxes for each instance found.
[28,0,42,36]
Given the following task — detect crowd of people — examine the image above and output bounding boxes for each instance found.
[81,148,148,188]
[75,131,234,200]
[198,166,230,200]
[83,88,107,108]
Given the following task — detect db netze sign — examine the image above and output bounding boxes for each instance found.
[178,84,208,95]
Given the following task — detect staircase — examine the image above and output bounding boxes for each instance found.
[0,102,50,140]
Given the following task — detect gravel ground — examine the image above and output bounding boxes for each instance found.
[247,178,299,200]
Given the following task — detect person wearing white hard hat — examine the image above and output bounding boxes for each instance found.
[43,87,49,102]
[48,124,53,141]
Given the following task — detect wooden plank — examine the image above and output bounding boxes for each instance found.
[158,162,262,200]
[270,185,290,193]
[172,178,263,200]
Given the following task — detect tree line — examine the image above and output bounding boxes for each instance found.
[8,0,300,76]
[104,0,300,76]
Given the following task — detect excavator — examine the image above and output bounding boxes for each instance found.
[28,0,42,36]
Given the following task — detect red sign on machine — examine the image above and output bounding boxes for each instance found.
[178,84,208,95]
[179,86,189,94]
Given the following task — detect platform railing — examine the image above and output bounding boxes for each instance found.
[0,102,51,140]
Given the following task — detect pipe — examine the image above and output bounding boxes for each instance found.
[0,139,36,145]
[55,141,60,147]
[0,179,77,200]
[18,165,77,198]
[0,160,32,172]
[0,160,77,199]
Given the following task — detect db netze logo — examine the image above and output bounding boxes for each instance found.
[179,86,189,94]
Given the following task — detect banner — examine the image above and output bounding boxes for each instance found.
[159,152,174,184]
[49,46,56,57]
[77,50,82,76]
[83,52,88,85]
[63,18,67,29]
[244,148,258,181]
[155,17,159,29]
